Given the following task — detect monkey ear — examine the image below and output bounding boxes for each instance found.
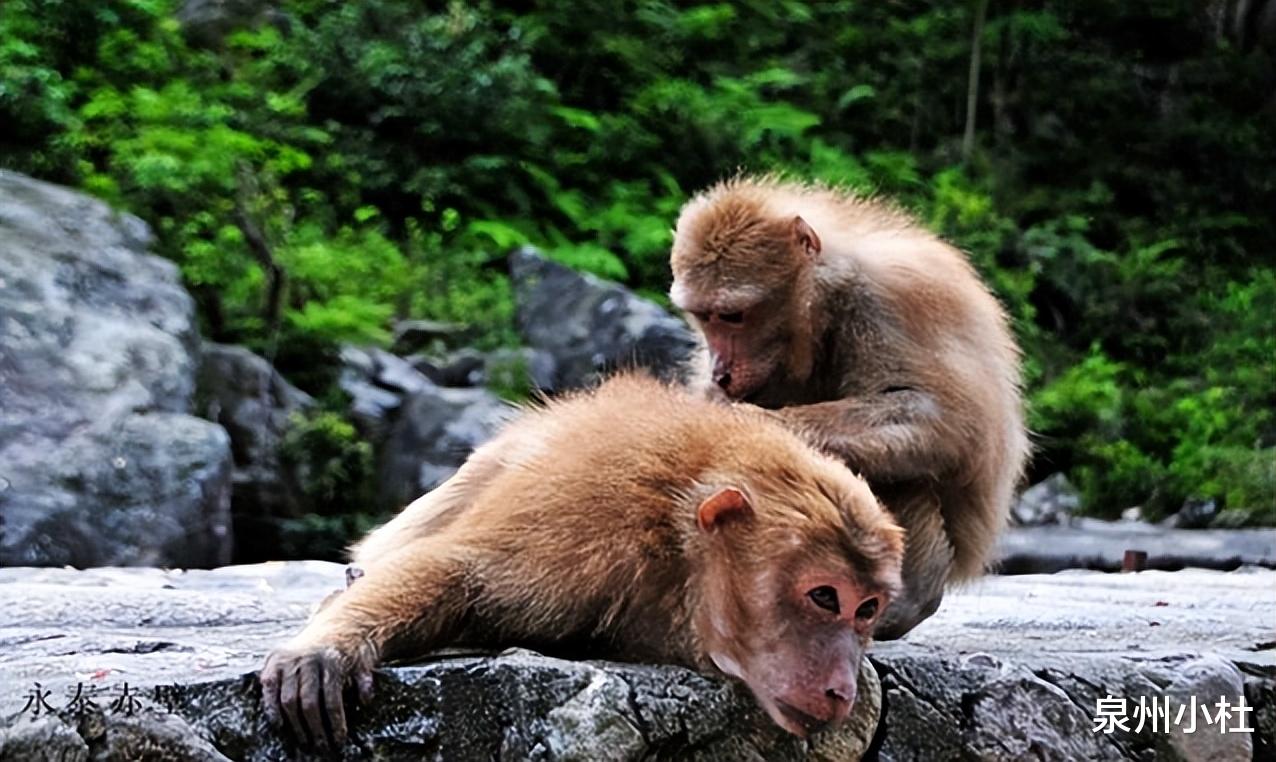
[793,216,822,258]
[697,487,753,533]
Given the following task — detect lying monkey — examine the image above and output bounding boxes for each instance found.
[260,374,904,748]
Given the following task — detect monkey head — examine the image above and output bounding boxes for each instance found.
[671,191,822,401]
[690,465,903,737]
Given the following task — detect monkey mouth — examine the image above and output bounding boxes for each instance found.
[774,700,831,736]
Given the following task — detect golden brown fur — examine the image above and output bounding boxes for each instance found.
[261,374,904,747]
[671,175,1029,638]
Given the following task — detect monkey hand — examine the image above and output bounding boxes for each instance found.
[698,382,730,404]
[259,633,377,751]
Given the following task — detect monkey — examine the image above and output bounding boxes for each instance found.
[669,175,1029,639]
[259,374,905,749]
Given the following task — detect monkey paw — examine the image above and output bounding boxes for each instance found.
[259,638,376,752]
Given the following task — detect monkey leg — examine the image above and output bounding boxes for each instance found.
[260,537,473,750]
[873,488,952,640]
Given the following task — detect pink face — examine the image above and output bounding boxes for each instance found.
[704,565,889,737]
[673,288,786,401]
[670,214,822,401]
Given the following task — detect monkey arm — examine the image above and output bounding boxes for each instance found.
[769,389,963,481]
[260,538,474,749]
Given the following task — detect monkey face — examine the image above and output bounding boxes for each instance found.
[687,303,784,400]
[672,279,802,401]
[671,236,820,401]
[706,557,886,737]
[694,478,901,738]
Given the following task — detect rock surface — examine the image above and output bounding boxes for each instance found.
[0,563,878,761]
[389,319,470,356]
[378,384,511,509]
[336,345,512,510]
[0,170,232,567]
[1160,498,1221,529]
[1010,473,1081,526]
[336,345,428,441]
[996,517,1276,573]
[510,246,698,391]
[0,564,1270,761]
[413,346,559,393]
[198,342,314,559]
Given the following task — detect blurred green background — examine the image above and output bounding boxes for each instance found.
[2,0,1272,524]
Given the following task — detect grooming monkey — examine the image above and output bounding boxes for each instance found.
[671,176,1029,638]
[261,374,904,748]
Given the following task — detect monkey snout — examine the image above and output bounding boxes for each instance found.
[819,663,859,721]
[825,683,857,721]
[711,354,733,390]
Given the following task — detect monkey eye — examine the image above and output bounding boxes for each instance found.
[807,586,840,615]
[855,597,880,622]
[690,311,709,322]
[717,311,744,324]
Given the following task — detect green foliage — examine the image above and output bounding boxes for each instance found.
[279,411,374,514]
[2,0,1272,523]
[277,512,384,561]
[485,353,535,403]
[279,225,408,344]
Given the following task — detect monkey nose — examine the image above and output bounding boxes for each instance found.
[714,371,732,390]
[826,684,856,706]
[825,675,857,715]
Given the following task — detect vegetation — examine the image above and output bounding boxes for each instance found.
[2,0,1271,524]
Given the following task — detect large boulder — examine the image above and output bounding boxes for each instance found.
[198,342,315,559]
[379,384,511,509]
[0,564,1269,760]
[509,247,698,391]
[0,563,879,761]
[336,344,512,509]
[0,170,232,567]
[337,345,432,441]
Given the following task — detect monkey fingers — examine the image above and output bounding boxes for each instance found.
[261,644,371,752]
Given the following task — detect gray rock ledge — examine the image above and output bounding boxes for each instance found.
[0,564,1271,761]
[997,519,1276,573]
